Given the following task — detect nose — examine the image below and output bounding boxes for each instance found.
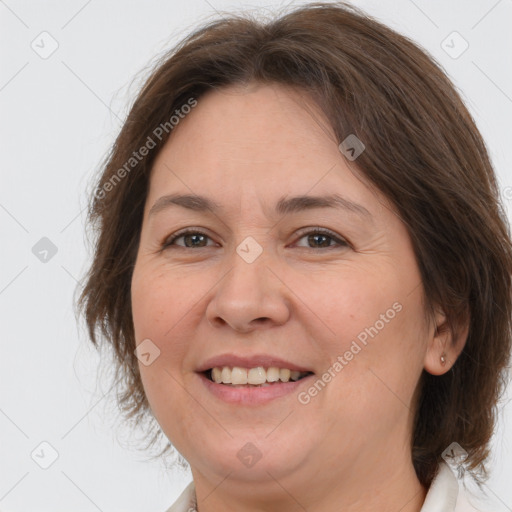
[205,247,291,333]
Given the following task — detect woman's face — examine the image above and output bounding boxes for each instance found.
[131,83,436,501]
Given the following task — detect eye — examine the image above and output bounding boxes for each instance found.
[162,229,216,249]
[292,227,350,250]
[161,227,349,250]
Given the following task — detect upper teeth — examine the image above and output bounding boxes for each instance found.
[210,366,309,385]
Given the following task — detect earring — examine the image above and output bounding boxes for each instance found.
[440,353,447,365]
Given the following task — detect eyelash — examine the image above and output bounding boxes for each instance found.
[161,227,350,251]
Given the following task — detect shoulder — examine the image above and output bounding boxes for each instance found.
[422,462,492,512]
[164,481,197,512]
[455,479,500,512]
[455,488,486,512]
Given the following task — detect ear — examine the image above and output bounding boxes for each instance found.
[424,305,469,376]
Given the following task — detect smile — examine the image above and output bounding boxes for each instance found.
[198,367,315,405]
[206,366,313,386]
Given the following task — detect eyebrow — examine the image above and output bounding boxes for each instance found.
[148,193,372,220]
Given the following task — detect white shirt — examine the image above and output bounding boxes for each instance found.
[165,462,484,512]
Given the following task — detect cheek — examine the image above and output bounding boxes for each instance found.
[131,265,209,416]
[131,266,199,342]
[339,296,426,417]
[313,268,426,405]
[131,267,193,424]
[310,267,400,346]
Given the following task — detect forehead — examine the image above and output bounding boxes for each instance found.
[144,82,392,224]
[150,84,359,189]
[168,84,333,154]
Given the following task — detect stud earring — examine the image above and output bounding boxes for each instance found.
[440,353,447,365]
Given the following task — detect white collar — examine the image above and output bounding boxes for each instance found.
[420,461,459,511]
[165,462,469,512]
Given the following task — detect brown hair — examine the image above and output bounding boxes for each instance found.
[76,1,512,488]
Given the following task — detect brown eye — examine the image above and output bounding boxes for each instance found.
[162,230,214,249]
[294,228,349,250]
[161,227,349,251]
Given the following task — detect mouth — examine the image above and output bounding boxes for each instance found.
[202,367,315,387]
[195,354,316,404]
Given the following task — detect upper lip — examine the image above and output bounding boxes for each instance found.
[196,353,315,373]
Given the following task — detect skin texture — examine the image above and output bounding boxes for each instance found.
[131,82,466,512]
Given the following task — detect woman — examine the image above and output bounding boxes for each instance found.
[77,2,512,511]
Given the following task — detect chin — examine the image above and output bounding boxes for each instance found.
[192,435,308,481]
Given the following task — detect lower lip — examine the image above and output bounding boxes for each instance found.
[197,372,314,405]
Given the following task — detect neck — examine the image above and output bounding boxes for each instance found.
[191,456,427,512]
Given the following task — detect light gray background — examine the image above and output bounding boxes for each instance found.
[1,0,511,511]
